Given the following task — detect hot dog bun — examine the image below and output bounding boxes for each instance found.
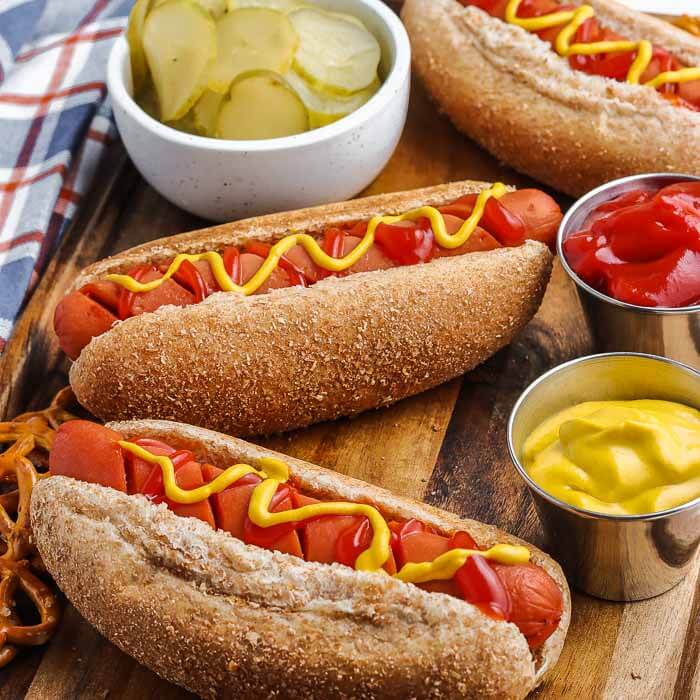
[402,0,700,197]
[67,180,552,437]
[31,419,570,699]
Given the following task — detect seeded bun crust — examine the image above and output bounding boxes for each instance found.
[31,420,571,699]
[68,181,553,437]
[402,0,700,197]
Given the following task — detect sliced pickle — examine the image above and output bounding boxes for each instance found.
[127,0,153,95]
[138,78,198,134]
[169,109,200,134]
[136,78,160,119]
[142,0,217,122]
[284,70,379,128]
[226,0,302,12]
[215,70,309,140]
[155,0,226,17]
[194,0,227,16]
[289,8,380,95]
[332,11,368,30]
[207,8,298,94]
[192,89,225,135]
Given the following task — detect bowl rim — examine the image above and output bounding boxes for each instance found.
[507,351,700,522]
[556,173,700,315]
[106,0,411,153]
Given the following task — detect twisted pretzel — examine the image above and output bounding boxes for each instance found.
[0,387,75,667]
[674,15,700,37]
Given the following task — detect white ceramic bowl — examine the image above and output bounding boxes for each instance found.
[106,0,411,222]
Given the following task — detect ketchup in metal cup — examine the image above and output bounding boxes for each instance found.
[562,181,700,308]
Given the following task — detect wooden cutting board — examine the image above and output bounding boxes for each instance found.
[0,77,698,700]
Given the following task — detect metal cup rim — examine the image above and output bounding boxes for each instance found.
[507,352,700,523]
[556,173,700,316]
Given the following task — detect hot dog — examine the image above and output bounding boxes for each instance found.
[402,0,700,196]
[55,183,559,360]
[32,418,570,698]
[55,180,558,437]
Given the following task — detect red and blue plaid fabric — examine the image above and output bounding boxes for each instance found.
[0,0,132,353]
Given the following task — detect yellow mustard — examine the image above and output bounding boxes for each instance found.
[119,441,529,577]
[104,183,507,297]
[395,543,529,584]
[504,0,700,88]
[522,400,700,515]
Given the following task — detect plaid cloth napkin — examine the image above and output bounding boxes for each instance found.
[0,0,132,353]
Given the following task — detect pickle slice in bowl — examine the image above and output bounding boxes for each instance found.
[155,0,227,17]
[136,79,161,120]
[215,70,309,139]
[190,0,227,16]
[284,71,379,128]
[207,8,298,94]
[127,0,153,95]
[227,0,302,11]
[289,8,380,95]
[142,0,217,122]
[193,89,225,135]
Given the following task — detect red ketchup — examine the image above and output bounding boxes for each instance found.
[562,182,700,308]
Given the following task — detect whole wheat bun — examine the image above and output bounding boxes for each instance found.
[31,419,571,699]
[68,180,553,437]
[402,0,700,197]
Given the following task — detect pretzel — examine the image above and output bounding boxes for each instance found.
[674,16,700,37]
[0,387,75,667]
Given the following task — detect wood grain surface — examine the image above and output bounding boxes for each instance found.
[0,67,698,700]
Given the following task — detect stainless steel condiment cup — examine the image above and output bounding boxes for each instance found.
[508,353,700,601]
[557,173,700,369]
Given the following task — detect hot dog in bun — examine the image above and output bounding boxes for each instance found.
[402,0,700,196]
[54,181,559,436]
[33,418,571,698]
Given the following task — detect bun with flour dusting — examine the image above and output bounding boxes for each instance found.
[33,418,571,699]
[403,0,700,196]
[53,180,558,436]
